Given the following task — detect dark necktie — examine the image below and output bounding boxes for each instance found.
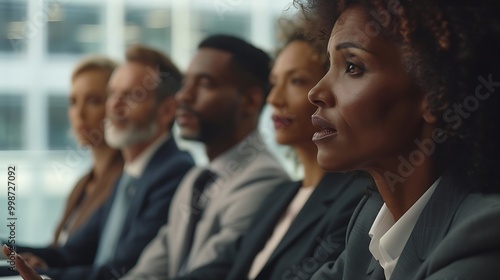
[179,169,217,274]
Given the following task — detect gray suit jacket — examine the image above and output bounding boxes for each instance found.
[311,173,500,280]
[122,132,290,279]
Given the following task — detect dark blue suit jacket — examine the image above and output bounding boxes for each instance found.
[178,172,372,280]
[311,173,500,280]
[18,137,194,280]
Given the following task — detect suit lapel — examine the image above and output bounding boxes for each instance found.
[118,138,178,239]
[263,173,348,267]
[232,181,301,276]
[391,173,469,279]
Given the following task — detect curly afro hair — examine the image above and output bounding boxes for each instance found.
[294,0,500,193]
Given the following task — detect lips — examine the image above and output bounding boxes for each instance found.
[311,114,337,141]
[77,126,88,134]
[272,114,293,129]
[106,115,127,129]
[176,109,197,126]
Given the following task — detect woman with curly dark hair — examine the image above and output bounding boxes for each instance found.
[292,0,500,279]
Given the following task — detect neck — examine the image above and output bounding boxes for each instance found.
[366,152,438,221]
[122,131,164,163]
[91,144,119,178]
[295,142,324,188]
[205,125,255,162]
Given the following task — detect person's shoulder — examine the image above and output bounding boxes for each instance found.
[230,141,288,180]
[439,192,500,252]
[453,192,500,224]
[415,193,500,279]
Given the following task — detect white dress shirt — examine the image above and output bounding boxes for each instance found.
[368,177,441,279]
[124,132,170,179]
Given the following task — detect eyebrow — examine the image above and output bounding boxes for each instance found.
[335,42,372,54]
[197,73,214,80]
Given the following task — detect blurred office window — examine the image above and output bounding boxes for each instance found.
[47,95,75,150]
[0,94,24,150]
[47,2,103,54]
[125,8,172,54]
[191,8,251,45]
[0,0,28,53]
[0,0,297,246]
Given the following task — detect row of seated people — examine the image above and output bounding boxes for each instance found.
[1,28,367,280]
[3,0,500,279]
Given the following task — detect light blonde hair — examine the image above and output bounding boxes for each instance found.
[71,55,119,83]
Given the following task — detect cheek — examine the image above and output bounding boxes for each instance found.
[68,108,77,125]
[339,86,422,159]
[202,96,238,120]
[89,106,106,125]
[339,77,411,131]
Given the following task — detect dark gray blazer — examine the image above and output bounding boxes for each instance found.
[227,172,370,280]
[311,174,500,280]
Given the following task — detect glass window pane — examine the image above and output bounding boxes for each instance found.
[0,0,28,53]
[125,8,172,54]
[0,94,24,150]
[47,3,103,54]
[191,9,251,42]
[48,95,76,150]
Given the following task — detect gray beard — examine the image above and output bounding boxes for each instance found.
[104,118,158,149]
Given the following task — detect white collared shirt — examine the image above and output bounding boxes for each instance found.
[368,177,441,280]
[124,132,170,178]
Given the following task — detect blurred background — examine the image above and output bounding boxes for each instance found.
[0,0,301,246]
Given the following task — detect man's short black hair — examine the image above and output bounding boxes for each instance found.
[198,34,271,107]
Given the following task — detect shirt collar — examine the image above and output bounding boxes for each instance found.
[368,176,441,279]
[124,132,170,178]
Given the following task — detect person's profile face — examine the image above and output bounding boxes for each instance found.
[106,62,158,129]
[175,48,243,143]
[104,62,163,148]
[268,40,325,147]
[308,5,428,172]
[68,69,109,147]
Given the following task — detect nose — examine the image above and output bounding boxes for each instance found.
[308,76,334,108]
[175,83,195,105]
[75,101,85,119]
[107,93,128,119]
[69,99,85,123]
[266,82,285,108]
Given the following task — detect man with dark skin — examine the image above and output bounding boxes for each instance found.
[122,34,290,280]
[4,35,290,280]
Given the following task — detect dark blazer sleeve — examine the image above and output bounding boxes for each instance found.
[16,199,106,268]
[15,194,114,279]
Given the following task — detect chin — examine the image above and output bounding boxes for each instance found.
[275,136,291,146]
[316,150,356,173]
[179,130,200,141]
[75,135,90,146]
[275,132,301,146]
[77,140,92,148]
